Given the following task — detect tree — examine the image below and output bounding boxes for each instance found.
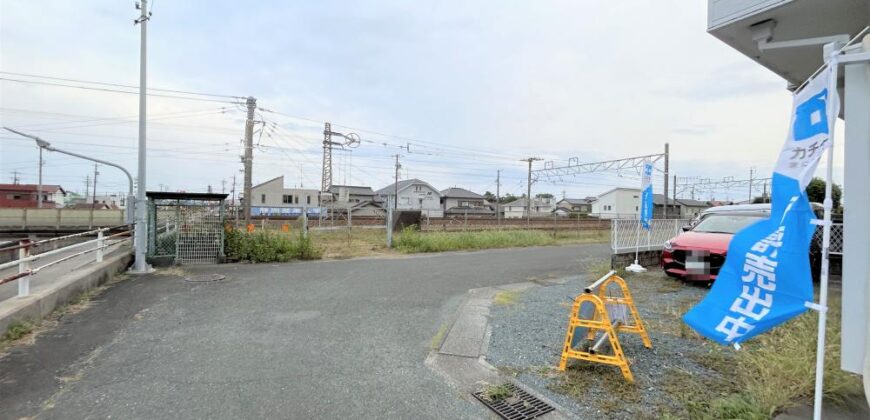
[535,193,554,199]
[483,191,496,202]
[806,177,842,209]
[500,193,518,204]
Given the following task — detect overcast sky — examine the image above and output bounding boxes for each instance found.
[0,1,846,202]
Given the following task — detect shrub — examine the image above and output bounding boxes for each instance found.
[225,228,322,263]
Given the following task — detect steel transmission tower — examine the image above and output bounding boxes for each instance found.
[320,122,361,194]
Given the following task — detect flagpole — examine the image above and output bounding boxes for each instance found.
[811,44,839,420]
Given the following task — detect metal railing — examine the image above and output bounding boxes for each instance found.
[0,225,132,298]
[829,223,843,255]
[611,218,689,253]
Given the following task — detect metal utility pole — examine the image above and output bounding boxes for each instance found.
[132,0,152,273]
[521,157,542,226]
[672,174,677,216]
[11,170,19,184]
[84,175,90,202]
[91,164,99,210]
[242,96,256,226]
[496,170,501,227]
[37,146,44,208]
[221,178,226,194]
[664,143,676,219]
[231,173,238,225]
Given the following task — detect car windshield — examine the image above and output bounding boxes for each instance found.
[691,214,765,234]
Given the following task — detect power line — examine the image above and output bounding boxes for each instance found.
[0,71,244,99]
[0,77,241,104]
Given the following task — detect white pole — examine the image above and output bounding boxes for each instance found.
[37,147,43,209]
[132,0,150,273]
[812,45,840,420]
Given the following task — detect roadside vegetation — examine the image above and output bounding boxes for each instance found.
[550,267,863,419]
[394,226,607,253]
[224,228,322,263]
[231,225,609,261]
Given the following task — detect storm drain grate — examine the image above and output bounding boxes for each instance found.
[472,383,554,420]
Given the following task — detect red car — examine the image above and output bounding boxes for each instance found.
[661,203,828,284]
[661,209,768,284]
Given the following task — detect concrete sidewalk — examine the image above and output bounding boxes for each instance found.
[0,244,609,419]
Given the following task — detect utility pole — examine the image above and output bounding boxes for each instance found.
[748,167,754,202]
[496,170,501,228]
[231,173,238,225]
[673,174,677,217]
[387,154,401,248]
[91,164,99,210]
[84,175,90,202]
[11,170,20,184]
[521,157,542,226]
[207,184,213,194]
[663,142,670,219]
[221,178,226,194]
[132,0,152,273]
[242,96,257,226]
[37,146,44,208]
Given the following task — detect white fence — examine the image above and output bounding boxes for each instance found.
[611,219,845,255]
[611,218,689,254]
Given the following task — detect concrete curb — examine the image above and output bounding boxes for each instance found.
[0,248,133,333]
[427,280,574,419]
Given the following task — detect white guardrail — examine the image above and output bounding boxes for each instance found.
[0,226,132,298]
[611,218,689,254]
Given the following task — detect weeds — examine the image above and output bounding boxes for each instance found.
[395,227,575,253]
[2,320,34,341]
[493,290,522,306]
[478,382,514,402]
[225,229,322,263]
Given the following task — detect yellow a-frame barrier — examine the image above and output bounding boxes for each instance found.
[558,271,652,382]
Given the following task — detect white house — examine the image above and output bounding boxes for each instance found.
[440,187,493,216]
[502,197,555,219]
[375,178,443,217]
[249,176,320,216]
[327,184,385,217]
[591,187,708,219]
[553,197,595,216]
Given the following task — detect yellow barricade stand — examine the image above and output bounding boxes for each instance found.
[558,270,652,382]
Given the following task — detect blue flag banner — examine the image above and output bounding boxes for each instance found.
[640,162,653,230]
[684,66,839,345]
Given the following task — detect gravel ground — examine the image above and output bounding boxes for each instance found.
[487,266,733,419]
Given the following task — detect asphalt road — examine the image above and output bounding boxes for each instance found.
[0,244,609,419]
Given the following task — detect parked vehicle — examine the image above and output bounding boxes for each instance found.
[661,203,827,284]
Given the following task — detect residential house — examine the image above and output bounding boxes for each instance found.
[502,197,555,219]
[0,184,66,208]
[553,197,596,216]
[248,176,320,217]
[327,185,384,217]
[440,187,494,216]
[88,193,127,209]
[375,178,443,217]
[591,187,709,219]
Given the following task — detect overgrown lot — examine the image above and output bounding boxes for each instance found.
[394,227,607,253]
[487,263,863,419]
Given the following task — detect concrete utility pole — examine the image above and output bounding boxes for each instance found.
[84,175,90,202]
[37,146,44,208]
[664,143,676,219]
[242,96,257,226]
[11,170,19,184]
[231,173,238,225]
[386,154,401,248]
[91,164,99,210]
[496,170,501,228]
[748,167,754,202]
[521,157,542,226]
[672,174,677,216]
[132,0,151,273]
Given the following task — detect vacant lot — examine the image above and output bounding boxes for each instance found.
[487,265,863,419]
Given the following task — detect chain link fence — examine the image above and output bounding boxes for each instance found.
[147,193,225,265]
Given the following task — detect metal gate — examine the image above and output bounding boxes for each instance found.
[146,191,227,265]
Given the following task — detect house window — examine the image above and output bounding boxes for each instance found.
[261,194,266,204]
[307,196,311,205]
[635,206,639,211]
[295,196,299,204]
[283,194,293,204]
[415,185,422,192]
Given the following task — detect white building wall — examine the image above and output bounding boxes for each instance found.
[251,177,320,208]
[592,189,640,219]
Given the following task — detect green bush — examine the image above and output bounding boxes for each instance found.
[225,229,322,263]
[394,228,557,253]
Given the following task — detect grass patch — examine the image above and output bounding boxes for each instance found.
[429,323,449,351]
[395,227,606,253]
[493,290,522,306]
[310,228,391,259]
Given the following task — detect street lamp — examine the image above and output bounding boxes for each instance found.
[3,127,144,266]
